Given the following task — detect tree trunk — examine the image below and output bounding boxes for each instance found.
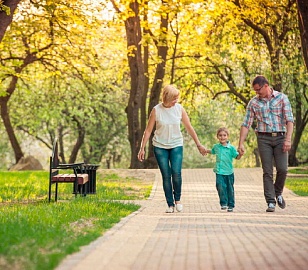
[0,73,24,163]
[111,1,173,168]
[0,0,21,43]
[296,0,308,71]
[68,127,85,164]
[288,74,308,166]
[0,99,24,163]
[0,49,40,164]
[141,3,149,136]
[124,1,144,169]
[143,6,169,169]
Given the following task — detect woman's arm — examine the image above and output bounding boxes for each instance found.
[181,107,207,155]
[137,108,156,162]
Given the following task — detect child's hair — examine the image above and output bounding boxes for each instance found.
[162,85,180,103]
[217,127,229,137]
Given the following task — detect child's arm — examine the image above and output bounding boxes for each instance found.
[236,152,243,160]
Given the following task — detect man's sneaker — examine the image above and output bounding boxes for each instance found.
[277,195,286,209]
[221,206,228,210]
[175,203,183,212]
[266,203,275,212]
[227,207,233,212]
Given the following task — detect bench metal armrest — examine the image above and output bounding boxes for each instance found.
[56,162,84,169]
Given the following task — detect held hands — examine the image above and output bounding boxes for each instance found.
[236,151,244,160]
[197,145,208,156]
[237,145,245,156]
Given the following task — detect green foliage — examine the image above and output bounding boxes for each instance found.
[1,0,130,167]
[0,2,10,14]
[0,0,307,169]
[0,170,152,269]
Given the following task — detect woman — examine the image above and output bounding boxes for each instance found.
[137,85,207,213]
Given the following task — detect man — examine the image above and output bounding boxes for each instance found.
[238,75,294,212]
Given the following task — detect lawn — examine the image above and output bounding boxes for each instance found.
[286,166,308,196]
[288,166,308,174]
[0,170,153,270]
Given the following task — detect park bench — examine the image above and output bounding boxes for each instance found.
[48,139,89,202]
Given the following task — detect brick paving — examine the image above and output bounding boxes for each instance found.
[56,168,308,270]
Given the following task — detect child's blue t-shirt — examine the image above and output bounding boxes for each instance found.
[210,141,239,175]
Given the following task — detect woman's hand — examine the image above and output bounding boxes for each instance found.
[137,149,145,162]
[197,145,208,156]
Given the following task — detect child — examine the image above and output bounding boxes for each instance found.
[206,127,242,212]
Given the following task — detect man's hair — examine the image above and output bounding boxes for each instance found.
[252,75,269,86]
[216,127,229,137]
[162,85,180,103]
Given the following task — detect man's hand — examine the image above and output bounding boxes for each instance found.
[283,139,291,152]
[237,145,245,156]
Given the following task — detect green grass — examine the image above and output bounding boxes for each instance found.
[98,173,152,200]
[286,167,308,196]
[0,170,153,270]
[286,178,308,196]
[288,167,308,174]
[0,171,153,203]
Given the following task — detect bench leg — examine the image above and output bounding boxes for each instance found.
[79,184,86,197]
[55,183,58,202]
[48,182,52,202]
[82,184,87,197]
[79,185,82,197]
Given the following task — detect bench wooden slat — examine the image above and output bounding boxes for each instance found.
[52,174,89,184]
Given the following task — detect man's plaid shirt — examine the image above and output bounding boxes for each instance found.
[242,89,294,132]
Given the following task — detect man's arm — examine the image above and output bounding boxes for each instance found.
[283,121,293,152]
[238,126,249,155]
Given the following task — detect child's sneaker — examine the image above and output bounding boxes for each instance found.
[227,207,233,212]
[221,206,228,210]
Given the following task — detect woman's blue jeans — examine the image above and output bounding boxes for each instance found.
[153,146,183,207]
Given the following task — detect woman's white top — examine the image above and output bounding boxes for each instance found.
[152,103,183,149]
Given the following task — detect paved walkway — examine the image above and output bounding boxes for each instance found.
[57,168,308,270]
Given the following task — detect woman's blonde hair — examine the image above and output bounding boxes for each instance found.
[162,85,180,103]
[216,127,229,137]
